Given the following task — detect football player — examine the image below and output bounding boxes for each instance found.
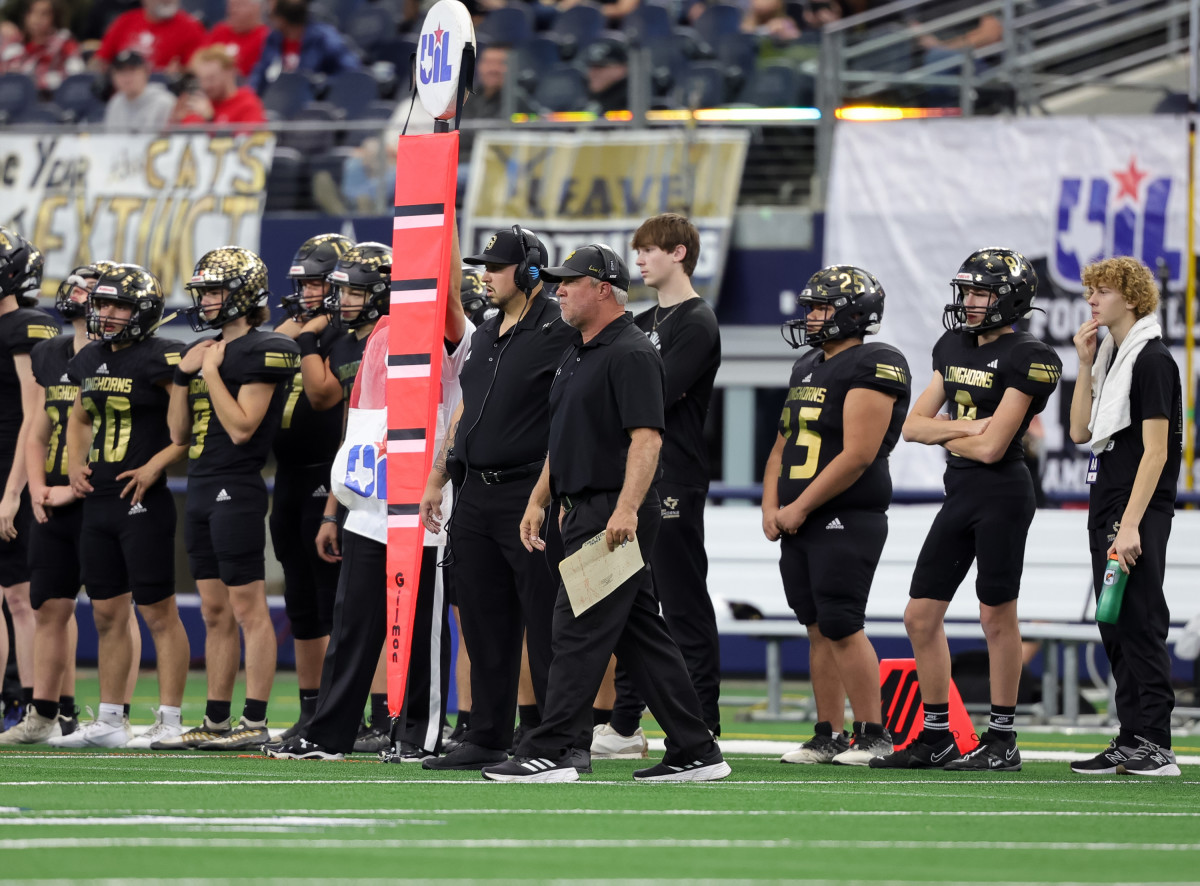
[53,264,192,748]
[0,228,59,732]
[160,247,300,751]
[763,266,911,766]
[269,234,351,741]
[872,248,1062,772]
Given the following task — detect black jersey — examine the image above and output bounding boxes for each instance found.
[633,298,721,489]
[776,341,911,515]
[326,330,369,404]
[0,307,60,464]
[933,329,1062,469]
[184,329,300,478]
[30,334,80,486]
[67,337,183,497]
[272,325,342,467]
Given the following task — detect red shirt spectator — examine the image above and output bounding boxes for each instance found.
[197,0,269,78]
[174,44,264,126]
[0,0,83,91]
[95,0,205,71]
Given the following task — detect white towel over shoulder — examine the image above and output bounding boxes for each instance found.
[1088,314,1162,454]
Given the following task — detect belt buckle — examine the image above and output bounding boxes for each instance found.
[561,493,573,512]
[481,470,500,485]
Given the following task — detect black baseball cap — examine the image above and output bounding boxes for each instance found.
[584,36,629,68]
[541,244,630,291]
[463,229,547,267]
[113,49,148,69]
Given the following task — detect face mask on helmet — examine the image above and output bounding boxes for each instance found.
[282,234,352,321]
[0,227,36,301]
[460,267,489,317]
[184,246,269,332]
[943,248,1038,334]
[86,265,165,343]
[325,243,391,330]
[56,265,102,320]
[781,265,885,350]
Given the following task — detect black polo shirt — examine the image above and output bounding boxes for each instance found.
[547,313,666,499]
[456,293,574,469]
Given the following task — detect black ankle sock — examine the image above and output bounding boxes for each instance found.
[122,703,131,717]
[610,712,641,737]
[298,690,318,720]
[988,704,1017,735]
[518,704,541,729]
[455,710,470,730]
[32,698,58,719]
[243,698,268,724]
[58,695,76,716]
[20,687,32,706]
[592,707,612,727]
[922,702,950,733]
[370,693,389,727]
[206,700,232,724]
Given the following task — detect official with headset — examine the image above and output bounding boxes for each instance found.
[419,227,575,770]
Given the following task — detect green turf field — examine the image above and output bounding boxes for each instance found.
[3,673,1198,884]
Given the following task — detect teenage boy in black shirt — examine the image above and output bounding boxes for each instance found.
[1068,256,1182,777]
[481,245,729,783]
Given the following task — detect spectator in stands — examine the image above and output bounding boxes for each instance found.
[312,135,396,215]
[463,43,507,121]
[741,0,800,44]
[1,0,87,42]
[910,0,1002,63]
[554,0,640,25]
[93,0,206,72]
[103,48,174,131]
[198,0,269,79]
[172,45,265,125]
[0,0,83,92]
[248,0,360,94]
[583,36,627,114]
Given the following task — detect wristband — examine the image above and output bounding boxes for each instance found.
[173,367,194,387]
[298,332,320,358]
[320,514,339,524]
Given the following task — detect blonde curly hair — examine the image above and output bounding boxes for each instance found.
[1081,256,1159,319]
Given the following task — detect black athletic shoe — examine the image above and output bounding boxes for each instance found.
[1069,736,1141,774]
[633,748,731,782]
[354,722,391,753]
[869,730,960,769]
[58,706,80,737]
[380,741,435,764]
[278,715,311,743]
[422,741,509,770]
[944,731,1021,772]
[1117,739,1181,776]
[570,747,592,774]
[264,735,344,761]
[482,755,580,783]
[443,719,468,755]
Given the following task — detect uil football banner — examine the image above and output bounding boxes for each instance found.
[0,132,275,304]
[385,132,458,717]
[462,129,748,304]
[826,115,1196,493]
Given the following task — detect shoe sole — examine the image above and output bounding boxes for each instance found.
[47,735,130,749]
[423,758,508,770]
[1117,764,1181,776]
[1070,764,1120,774]
[591,749,648,759]
[831,754,889,767]
[634,761,732,783]
[267,751,345,761]
[780,756,835,764]
[195,740,267,751]
[944,762,1022,772]
[481,768,580,783]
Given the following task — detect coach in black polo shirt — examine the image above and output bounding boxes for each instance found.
[480,244,730,783]
[420,227,575,770]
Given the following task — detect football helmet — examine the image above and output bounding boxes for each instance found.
[781,265,885,349]
[0,227,36,300]
[55,263,108,320]
[461,266,489,317]
[87,264,165,343]
[325,242,391,329]
[184,246,270,332]
[16,243,44,305]
[282,233,353,320]
[943,247,1038,334]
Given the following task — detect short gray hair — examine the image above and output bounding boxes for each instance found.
[611,285,628,306]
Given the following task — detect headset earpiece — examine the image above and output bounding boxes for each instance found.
[511,225,539,296]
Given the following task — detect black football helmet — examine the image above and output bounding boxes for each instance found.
[55,263,109,319]
[461,266,490,318]
[326,242,391,329]
[943,247,1038,334]
[184,246,270,332]
[281,233,353,320]
[16,242,44,306]
[781,265,885,349]
[0,227,36,300]
[87,264,166,343]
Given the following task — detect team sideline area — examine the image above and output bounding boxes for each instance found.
[3,673,1198,883]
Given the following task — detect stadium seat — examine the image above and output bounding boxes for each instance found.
[325,69,380,119]
[477,5,535,47]
[265,146,307,212]
[345,5,400,59]
[341,99,395,145]
[737,61,813,106]
[551,4,604,60]
[54,73,105,122]
[713,32,758,81]
[0,72,37,123]
[261,72,317,119]
[693,4,742,47]
[670,25,716,61]
[374,38,418,76]
[280,102,342,155]
[13,102,67,125]
[674,60,727,108]
[531,63,589,113]
[623,4,672,45]
[513,36,564,90]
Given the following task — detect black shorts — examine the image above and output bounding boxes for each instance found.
[186,473,268,587]
[269,462,339,640]
[29,497,83,609]
[779,508,887,641]
[0,488,33,587]
[909,461,1036,606]
[80,485,177,605]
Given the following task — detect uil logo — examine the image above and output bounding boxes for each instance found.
[1052,155,1180,292]
[419,23,454,85]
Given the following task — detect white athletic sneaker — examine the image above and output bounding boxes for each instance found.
[125,708,187,749]
[831,727,894,766]
[48,714,133,748]
[0,708,62,744]
[590,724,649,759]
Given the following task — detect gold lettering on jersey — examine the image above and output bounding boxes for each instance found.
[164,352,182,366]
[26,325,58,340]
[786,385,826,404]
[337,360,362,382]
[1027,362,1061,384]
[944,366,994,388]
[875,364,907,383]
[82,376,133,394]
[264,351,300,370]
[189,378,210,395]
[46,384,78,402]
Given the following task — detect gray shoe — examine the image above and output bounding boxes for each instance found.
[781,722,850,764]
[1070,736,1142,774]
[0,708,60,744]
[831,726,894,766]
[1117,738,1181,776]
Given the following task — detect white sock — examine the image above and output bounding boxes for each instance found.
[159,705,182,726]
[98,703,124,726]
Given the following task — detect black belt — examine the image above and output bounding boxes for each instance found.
[475,460,543,486]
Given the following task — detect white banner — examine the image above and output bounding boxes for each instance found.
[826,116,1196,494]
[1,132,276,306]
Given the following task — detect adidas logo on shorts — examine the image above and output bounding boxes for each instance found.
[96,363,110,375]
[987,359,999,369]
[825,517,844,530]
[216,489,232,502]
[127,502,147,516]
[312,485,329,498]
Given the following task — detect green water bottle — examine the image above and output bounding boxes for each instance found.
[1095,558,1128,624]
